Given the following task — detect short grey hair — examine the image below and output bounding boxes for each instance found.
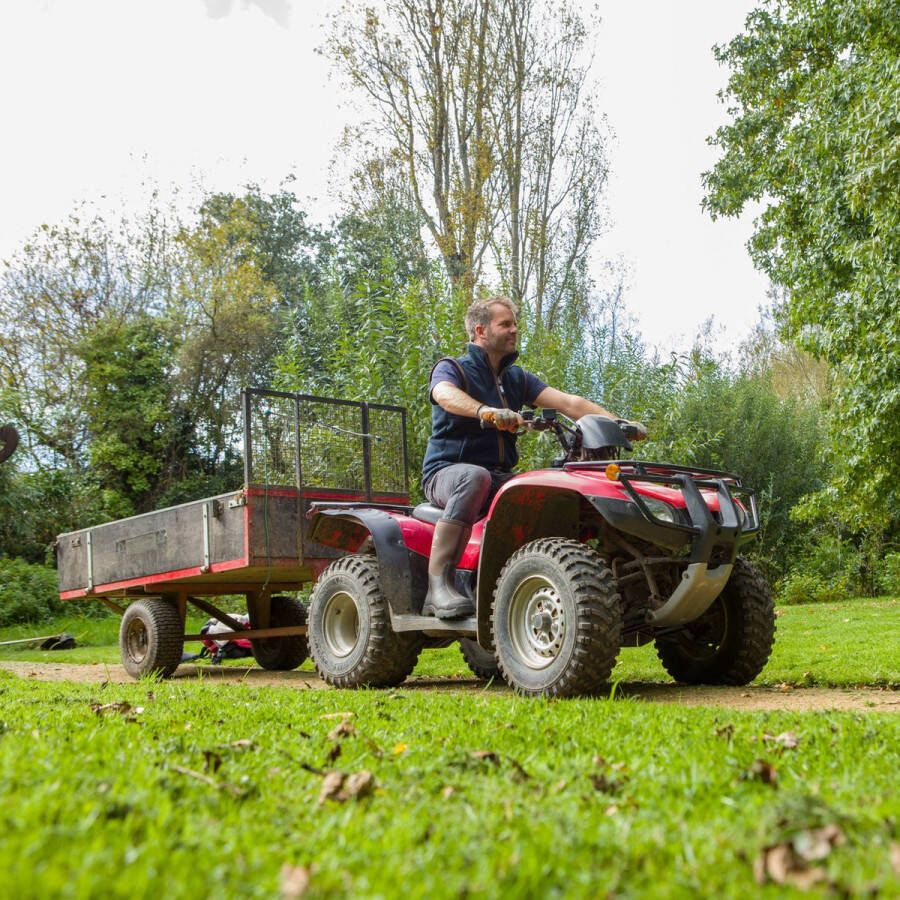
[465,295,519,341]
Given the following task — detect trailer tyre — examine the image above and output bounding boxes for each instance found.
[308,555,422,688]
[251,596,309,671]
[120,598,184,679]
[458,638,505,683]
[655,556,775,685]
[492,538,622,698]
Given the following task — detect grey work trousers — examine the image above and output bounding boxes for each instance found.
[424,464,515,525]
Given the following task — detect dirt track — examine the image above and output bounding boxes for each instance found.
[1,661,897,712]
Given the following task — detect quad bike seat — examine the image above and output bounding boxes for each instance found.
[412,503,444,525]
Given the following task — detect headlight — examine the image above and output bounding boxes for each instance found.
[641,496,677,524]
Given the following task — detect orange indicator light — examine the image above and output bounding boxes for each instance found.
[605,463,620,481]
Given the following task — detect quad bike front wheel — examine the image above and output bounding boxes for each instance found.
[120,598,184,679]
[492,538,622,698]
[251,595,309,671]
[655,556,775,685]
[308,555,422,688]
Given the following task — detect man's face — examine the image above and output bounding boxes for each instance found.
[478,303,518,355]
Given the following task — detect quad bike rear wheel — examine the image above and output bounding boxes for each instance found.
[308,555,422,687]
[655,556,775,685]
[120,598,184,678]
[492,538,622,698]
[251,595,309,671]
[458,638,505,683]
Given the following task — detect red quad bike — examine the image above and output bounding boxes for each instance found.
[306,410,776,697]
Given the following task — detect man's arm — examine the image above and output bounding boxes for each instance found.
[431,380,483,418]
[533,386,647,439]
[533,386,616,420]
[432,381,523,432]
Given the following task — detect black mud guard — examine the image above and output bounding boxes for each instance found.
[308,508,424,617]
[475,485,581,649]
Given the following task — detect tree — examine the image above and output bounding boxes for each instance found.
[0,204,173,471]
[703,0,900,526]
[328,0,609,314]
[490,0,609,328]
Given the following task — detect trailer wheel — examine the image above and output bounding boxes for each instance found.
[458,638,505,683]
[655,556,775,685]
[308,555,421,688]
[120,598,184,679]
[251,596,309,671]
[492,538,622,698]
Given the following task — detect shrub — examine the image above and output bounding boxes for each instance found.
[876,552,900,597]
[0,557,109,626]
[0,557,63,626]
[777,572,852,606]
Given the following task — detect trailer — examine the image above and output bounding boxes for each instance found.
[56,389,410,677]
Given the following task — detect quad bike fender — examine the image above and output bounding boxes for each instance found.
[476,484,582,648]
[307,508,425,617]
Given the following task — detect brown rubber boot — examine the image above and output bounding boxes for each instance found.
[422,519,474,619]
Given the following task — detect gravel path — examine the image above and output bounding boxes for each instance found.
[2,661,897,712]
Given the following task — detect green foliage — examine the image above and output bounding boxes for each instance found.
[79,315,176,517]
[703,0,900,527]
[0,558,105,626]
[778,572,852,605]
[0,558,60,625]
[638,356,826,579]
[877,552,900,596]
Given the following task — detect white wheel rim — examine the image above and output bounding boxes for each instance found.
[124,617,149,663]
[322,590,359,658]
[507,575,566,669]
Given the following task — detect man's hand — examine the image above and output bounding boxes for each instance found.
[479,407,524,432]
[617,419,648,441]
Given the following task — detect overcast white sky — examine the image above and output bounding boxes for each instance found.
[0,0,768,355]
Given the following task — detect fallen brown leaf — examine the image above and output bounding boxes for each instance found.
[203,750,223,773]
[318,770,376,803]
[589,773,622,794]
[470,750,499,765]
[91,701,133,716]
[343,770,375,799]
[764,731,800,750]
[327,721,356,741]
[279,863,310,899]
[746,759,778,785]
[754,825,844,889]
[318,771,345,804]
[326,743,341,764]
[714,723,735,740]
[793,824,844,862]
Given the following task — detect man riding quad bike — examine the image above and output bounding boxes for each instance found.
[305,298,775,698]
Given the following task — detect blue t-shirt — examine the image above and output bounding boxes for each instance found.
[429,359,548,407]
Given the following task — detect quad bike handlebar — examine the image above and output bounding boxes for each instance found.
[480,408,640,463]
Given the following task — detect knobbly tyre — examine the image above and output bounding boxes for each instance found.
[55,388,775,698]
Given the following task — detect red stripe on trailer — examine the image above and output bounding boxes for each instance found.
[58,556,250,600]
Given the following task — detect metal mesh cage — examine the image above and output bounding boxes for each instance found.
[297,397,366,492]
[243,389,408,497]
[247,392,298,487]
[368,404,408,495]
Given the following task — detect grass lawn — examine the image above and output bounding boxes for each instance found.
[0,598,897,897]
